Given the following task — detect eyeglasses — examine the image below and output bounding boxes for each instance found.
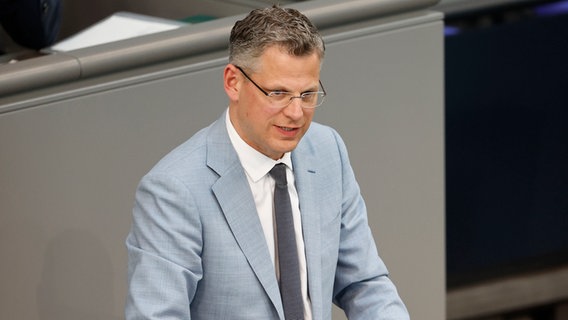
[235,66,326,109]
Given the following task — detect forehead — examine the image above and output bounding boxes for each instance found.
[256,46,321,75]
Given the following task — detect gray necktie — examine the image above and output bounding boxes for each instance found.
[270,163,304,320]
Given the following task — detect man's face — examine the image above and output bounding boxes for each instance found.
[226,46,321,160]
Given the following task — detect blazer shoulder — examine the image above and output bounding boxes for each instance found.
[143,115,232,182]
[304,121,340,142]
[299,122,347,154]
[152,128,208,172]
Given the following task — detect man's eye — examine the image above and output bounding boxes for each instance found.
[302,93,317,100]
[268,92,291,102]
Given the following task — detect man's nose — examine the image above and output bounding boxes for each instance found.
[283,97,304,119]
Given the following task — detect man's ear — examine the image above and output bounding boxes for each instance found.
[224,64,240,102]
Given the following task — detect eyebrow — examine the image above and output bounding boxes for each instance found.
[236,65,321,94]
[268,82,321,94]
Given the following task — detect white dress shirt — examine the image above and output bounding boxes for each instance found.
[225,109,312,319]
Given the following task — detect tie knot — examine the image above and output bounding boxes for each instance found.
[269,163,288,187]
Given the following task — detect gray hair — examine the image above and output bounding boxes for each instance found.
[229,5,325,71]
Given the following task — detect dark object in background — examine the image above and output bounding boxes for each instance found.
[0,0,62,51]
[445,1,568,288]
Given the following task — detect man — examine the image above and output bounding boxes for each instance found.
[126,5,409,320]
[0,0,61,53]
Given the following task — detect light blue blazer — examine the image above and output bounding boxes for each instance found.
[126,112,409,319]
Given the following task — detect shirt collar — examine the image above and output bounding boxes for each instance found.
[225,108,293,182]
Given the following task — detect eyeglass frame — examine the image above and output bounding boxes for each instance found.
[235,65,326,109]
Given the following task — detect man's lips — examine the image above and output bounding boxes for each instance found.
[275,125,301,136]
[277,126,297,132]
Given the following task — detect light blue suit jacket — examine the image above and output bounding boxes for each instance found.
[126,112,409,319]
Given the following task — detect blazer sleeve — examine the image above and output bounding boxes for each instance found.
[329,129,410,320]
[125,172,203,320]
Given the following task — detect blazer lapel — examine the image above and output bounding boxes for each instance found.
[292,148,323,320]
[207,114,285,319]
